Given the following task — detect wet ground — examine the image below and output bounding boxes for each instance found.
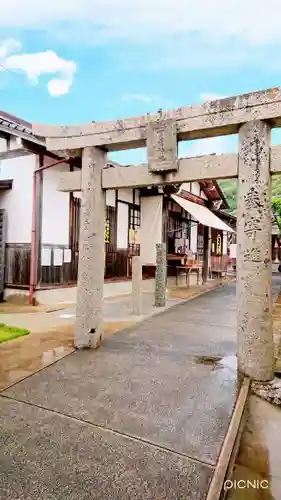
[227,277,281,500]
[0,278,280,499]
[0,278,227,391]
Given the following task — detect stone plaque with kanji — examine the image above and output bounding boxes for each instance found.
[147,120,178,172]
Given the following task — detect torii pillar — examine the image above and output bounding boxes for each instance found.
[75,146,106,349]
[237,120,274,381]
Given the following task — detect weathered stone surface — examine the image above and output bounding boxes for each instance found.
[57,145,281,193]
[0,397,214,500]
[132,256,143,315]
[58,153,239,192]
[251,378,281,406]
[237,120,273,381]
[147,120,178,172]
[34,87,281,152]
[75,146,106,349]
[155,243,166,307]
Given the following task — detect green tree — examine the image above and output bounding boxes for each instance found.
[272,197,281,231]
[219,175,281,221]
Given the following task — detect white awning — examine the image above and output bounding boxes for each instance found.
[171,194,235,233]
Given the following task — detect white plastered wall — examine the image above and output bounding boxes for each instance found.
[117,202,129,249]
[41,157,70,245]
[140,195,163,265]
[0,154,36,243]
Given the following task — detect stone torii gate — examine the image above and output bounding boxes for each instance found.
[33,87,281,384]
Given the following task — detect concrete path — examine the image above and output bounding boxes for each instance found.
[0,278,280,500]
[0,279,225,333]
[0,279,229,391]
[0,293,183,334]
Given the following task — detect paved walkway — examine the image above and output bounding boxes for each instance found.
[0,278,225,334]
[0,278,280,500]
[0,292,183,333]
[0,279,228,391]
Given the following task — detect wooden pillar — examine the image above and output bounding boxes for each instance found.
[75,146,106,349]
[202,226,211,283]
[132,256,143,315]
[155,243,167,307]
[237,120,274,381]
[35,153,44,287]
[162,195,169,283]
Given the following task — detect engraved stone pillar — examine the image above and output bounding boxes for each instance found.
[132,256,143,315]
[75,146,106,349]
[237,120,274,381]
[155,243,167,307]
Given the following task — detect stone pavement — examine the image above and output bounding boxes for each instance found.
[0,290,183,334]
[0,279,229,391]
[0,278,225,334]
[0,278,280,500]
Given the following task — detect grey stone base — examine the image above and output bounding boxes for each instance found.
[251,378,281,406]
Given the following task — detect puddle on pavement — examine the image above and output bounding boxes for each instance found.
[194,355,222,365]
[194,355,239,388]
[194,354,237,371]
[0,327,75,391]
[0,320,137,392]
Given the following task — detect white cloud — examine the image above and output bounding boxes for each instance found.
[178,135,237,159]
[0,38,21,58]
[122,93,151,103]
[0,0,281,46]
[0,41,76,96]
[0,2,279,75]
[47,78,73,97]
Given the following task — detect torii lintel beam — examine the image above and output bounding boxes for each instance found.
[57,145,281,192]
[34,87,281,152]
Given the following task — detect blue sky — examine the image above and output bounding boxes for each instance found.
[1,0,281,164]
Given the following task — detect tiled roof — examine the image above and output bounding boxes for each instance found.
[0,110,44,146]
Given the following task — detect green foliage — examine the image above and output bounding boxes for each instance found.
[0,323,30,343]
[219,179,237,212]
[272,197,281,230]
[219,175,281,214]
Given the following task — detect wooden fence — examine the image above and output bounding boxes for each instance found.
[5,244,78,288]
[5,244,31,286]
[5,243,140,288]
[210,255,229,273]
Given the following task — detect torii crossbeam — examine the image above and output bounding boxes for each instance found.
[33,86,281,383]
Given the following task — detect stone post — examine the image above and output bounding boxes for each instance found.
[132,256,143,315]
[202,226,211,283]
[155,243,167,307]
[75,146,106,349]
[237,120,274,381]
